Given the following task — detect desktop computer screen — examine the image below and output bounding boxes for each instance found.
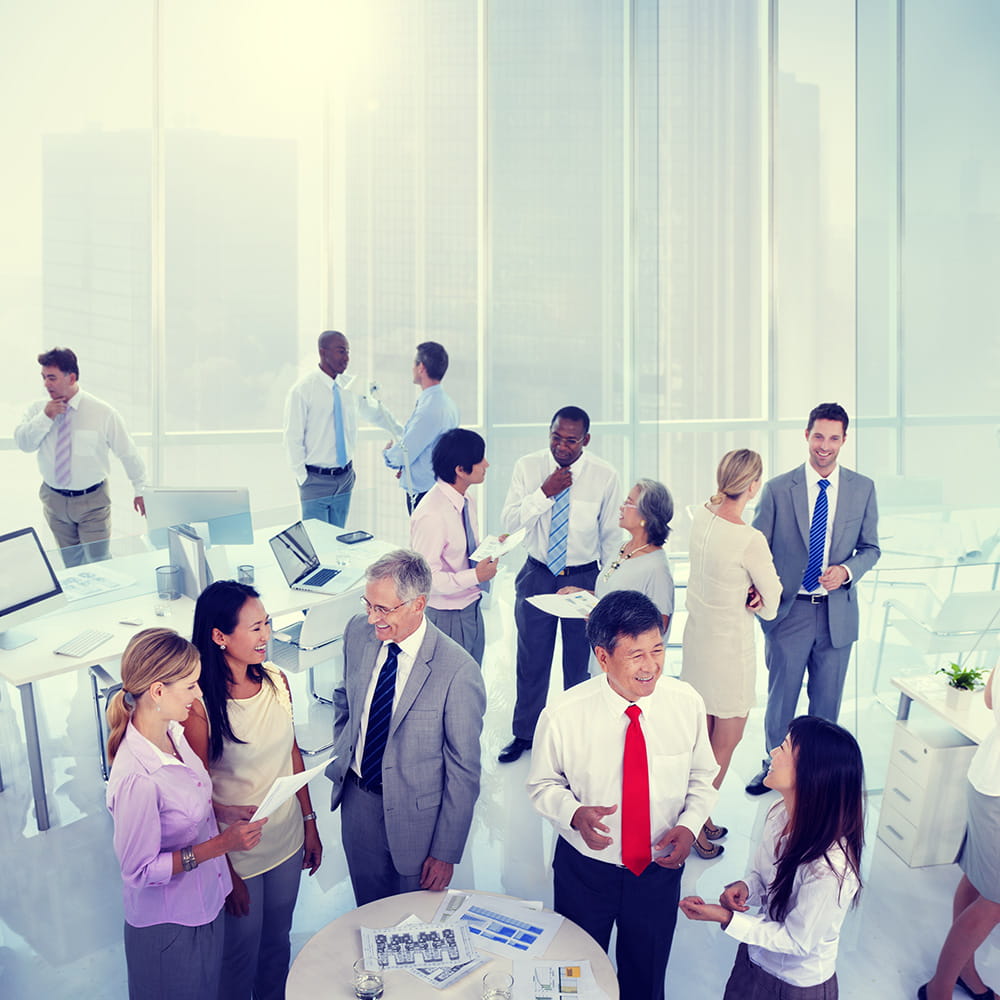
[144,487,254,548]
[0,526,68,649]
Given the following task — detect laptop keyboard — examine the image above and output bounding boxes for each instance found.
[304,567,340,587]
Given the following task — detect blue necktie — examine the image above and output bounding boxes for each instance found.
[547,487,570,575]
[360,642,400,791]
[463,498,490,594]
[802,479,830,592]
[332,381,348,467]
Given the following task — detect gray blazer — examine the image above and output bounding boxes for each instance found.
[325,614,486,873]
[752,464,880,648]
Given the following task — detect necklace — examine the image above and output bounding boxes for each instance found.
[602,541,652,580]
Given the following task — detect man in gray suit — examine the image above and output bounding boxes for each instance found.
[326,549,486,904]
[746,402,880,794]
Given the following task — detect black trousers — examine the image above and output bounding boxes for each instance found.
[553,837,681,1000]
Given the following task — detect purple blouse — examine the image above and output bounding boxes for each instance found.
[106,720,231,928]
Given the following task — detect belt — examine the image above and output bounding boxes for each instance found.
[796,593,827,604]
[348,769,381,795]
[47,480,104,498]
[306,461,353,477]
[527,555,599,578]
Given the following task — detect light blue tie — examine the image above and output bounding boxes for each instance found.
[463,498,490,594]
[547,487,571,576]
[332,381,348,467]
[802,479,830,592]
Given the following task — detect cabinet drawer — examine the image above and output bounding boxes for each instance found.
[889,724,936,785]
[883,765,927,828]
[877,802,918,865]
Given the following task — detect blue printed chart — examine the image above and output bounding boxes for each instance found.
[432,892,564,959]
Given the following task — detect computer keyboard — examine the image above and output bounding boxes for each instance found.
[54,629,114,658]
[305,567,340,587]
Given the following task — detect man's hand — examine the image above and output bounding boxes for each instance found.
[225,873,252,917]
[679,896,732,927]
[819,564,849,591]
[419,856,454,891]
[44,399,68,419]
[653,825,694,868]
[719,880,750,913]
[133,495,146,516]
[541,466,573,498]
[570,804,617,851]
[475,557,499,583]
[556,586,584,596]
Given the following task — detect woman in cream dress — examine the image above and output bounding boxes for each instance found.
[681,449,781,859]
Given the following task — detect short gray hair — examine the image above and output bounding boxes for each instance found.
[635,479,674,547]
[365,549,432,602]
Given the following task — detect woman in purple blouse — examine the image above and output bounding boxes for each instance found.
[106,628,266,999]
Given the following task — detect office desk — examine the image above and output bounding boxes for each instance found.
[286,890,619,999]
[0,521,390,832]
[892,673,993,743]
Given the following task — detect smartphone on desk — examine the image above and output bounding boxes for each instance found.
[337,530,373,544]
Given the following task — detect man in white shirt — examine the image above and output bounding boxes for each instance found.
[498,406,620,763]
[746,402,880,793]
[14,347,147,566]
[528,590,718,1000]
[382,341,459,514]
[283,330,399,528]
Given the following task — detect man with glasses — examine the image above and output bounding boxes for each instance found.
[325,549,486,905]
[497,406,621,764]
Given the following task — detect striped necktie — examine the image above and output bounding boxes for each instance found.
[360,642,400,791]
[332,381,348,467]
[52,408,73,487]
[547,486,570,575]
[802,478,830,592]
[621,704,651,876]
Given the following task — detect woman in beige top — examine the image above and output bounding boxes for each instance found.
[185,581,322,1000]
[681,449,782,859]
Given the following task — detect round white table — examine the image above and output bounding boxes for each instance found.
[287,889,619,998]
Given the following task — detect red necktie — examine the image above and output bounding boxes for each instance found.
[622,704,651,876]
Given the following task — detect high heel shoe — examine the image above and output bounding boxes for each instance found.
[957,976,997,1000]
[691,837,724,860]
[702,820,728,841]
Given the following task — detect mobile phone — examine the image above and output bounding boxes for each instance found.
[337,530,373,544]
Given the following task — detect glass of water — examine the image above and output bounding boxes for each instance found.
[482,970,513,1000]
[353,958,384,999]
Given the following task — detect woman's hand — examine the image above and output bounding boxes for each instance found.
[746,585,763,610]
[214,802,257,826]
[221,818,267,853]
[225,872,251,917]
[303,823,323,875]
[679,896,733,927]
[720,880,750,912]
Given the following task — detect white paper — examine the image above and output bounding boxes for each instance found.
[432,892,563,958]
[393,914,487,989]
[470,528,526,561]
[60,566,135,601]
[359,921,478,971]
[526,591,599,619]
[249,758,332,822]
[512,958,607,1000]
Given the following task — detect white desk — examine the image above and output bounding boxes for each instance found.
[286,890,620,999]
[0,520,391,832]
[891,673,993,742]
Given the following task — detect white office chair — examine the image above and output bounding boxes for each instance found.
[269,591,359,755]
[872,587,1000,692]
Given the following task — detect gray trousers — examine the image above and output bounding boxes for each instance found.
[40,480,111,565]
[426,600,485,665]
[123,910,224,999]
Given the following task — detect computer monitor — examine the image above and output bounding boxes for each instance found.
[144,487,254,548]
[0,526,68,650]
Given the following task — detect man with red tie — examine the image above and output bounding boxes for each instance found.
[528,590,718,1000]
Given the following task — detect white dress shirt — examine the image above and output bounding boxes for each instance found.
[500,449,621,569]
[967,667,1000,795]
[14,388,146,492]
[798,464,847,595]
[350,617,428,775]
[283,369,398,486]
[725,801,859,987]
[527,674,719,866]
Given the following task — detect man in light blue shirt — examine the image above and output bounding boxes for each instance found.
[383,342,459,514]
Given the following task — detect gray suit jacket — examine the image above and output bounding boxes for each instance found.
[752,464,880,648]
[325,614,486,874]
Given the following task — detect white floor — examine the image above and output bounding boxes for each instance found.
[1,569,998,999]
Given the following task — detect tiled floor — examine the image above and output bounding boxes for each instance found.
[1,569,998,998]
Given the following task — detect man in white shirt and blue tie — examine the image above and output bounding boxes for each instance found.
[283,330,398,528]
[745,402,880,793]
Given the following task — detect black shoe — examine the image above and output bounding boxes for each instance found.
[745,761,771,796]
[957,976,997,1000]
[498,738,532,764]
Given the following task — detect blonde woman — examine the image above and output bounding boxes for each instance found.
[106,628,265,999]
[681,449,782,859]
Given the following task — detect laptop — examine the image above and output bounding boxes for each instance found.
[269,521,360,595]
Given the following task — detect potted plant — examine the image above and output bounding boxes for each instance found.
[938,661,985,709]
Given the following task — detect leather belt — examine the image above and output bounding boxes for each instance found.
[47,480,104,497]
[306,461,353,476]
[527,555,599,578]
[796,593,827,604]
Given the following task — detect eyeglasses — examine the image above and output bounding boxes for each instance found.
[361,597,412,617]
